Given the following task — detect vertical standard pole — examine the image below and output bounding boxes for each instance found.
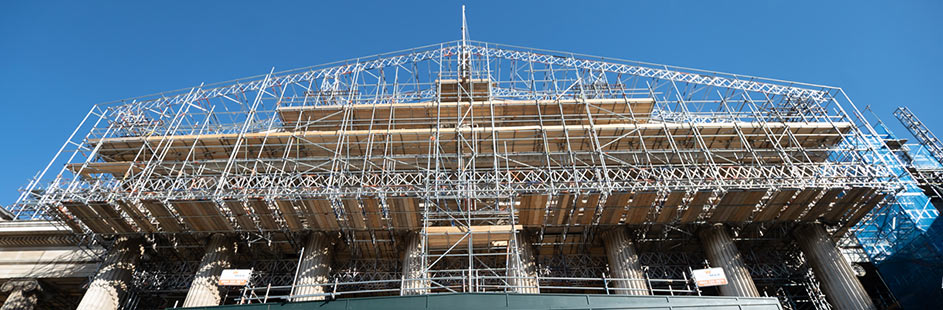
[263,284,270,303]
[602,275,609,295]
[288,246,305,301]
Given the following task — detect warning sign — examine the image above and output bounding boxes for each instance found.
[692,267,728,287]
[218,269,252,286]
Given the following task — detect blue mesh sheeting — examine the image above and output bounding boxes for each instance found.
[850,127,943,308]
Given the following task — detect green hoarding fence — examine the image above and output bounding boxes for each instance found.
[178,293,783,310]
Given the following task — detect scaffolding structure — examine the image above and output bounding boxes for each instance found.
[10,39,899,225]
[841,106,943,308]
[3,32,909,309]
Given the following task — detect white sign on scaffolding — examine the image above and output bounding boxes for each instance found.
[692,267,728,287]
[218,269,253,286]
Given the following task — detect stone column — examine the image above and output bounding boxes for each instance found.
[293,232,333,301]
[601,228,649,295]
[76,237,141,310]
[401,232,428,295]
[794,224,876,310]
[1,279,41,310]
[699,224,759,297]
[508,233,540,294]
[182,234,236,308]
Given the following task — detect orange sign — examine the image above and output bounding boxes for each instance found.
[692,267,728,287]
[218,269,252,286]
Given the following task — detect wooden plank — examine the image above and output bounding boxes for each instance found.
[706,189,767,223]
[778,188,821,221]
[362,198,384,230]
[837,193,887,236]
[824,188,873,223]
[294,199,322,230]
[573,194,601,225]
[729,190,767,222]
[654,191,685,224]
[247,199,279,230]
[300,199,340,230]
[200,200,234,231]
[703,189,757,223]
[115,200,157,233]
[599,193,630,225]
[50,205,84,233]
[753,189,798,222]
[274,200,304,231]
[680,190,713,223]
[518,195,548,227]
[388,197,420,229]
[530,195,549,226]
[278,98,656,129]
[625,192,657,224]
[170,200,233,232]
[70,202,112,233]
[548,194,574,225]
[89,202,135,233]
[842,192,884,224]
[62,202,114,234]
[170,201,205,231]
[802,188,843,221]
[91,122,853,166]
[222,200,258,231]
[405,198,420,229]
[141,200,183,232]
[708,191,741,222]
[342,199,367,230]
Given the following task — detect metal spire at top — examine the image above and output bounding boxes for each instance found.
[461,5,468,47]
[460,5,470,78]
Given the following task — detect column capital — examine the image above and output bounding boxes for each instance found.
[1,279,40,293]
[76,237,141,310]
[600,227,629,240]
[698,223,728,235]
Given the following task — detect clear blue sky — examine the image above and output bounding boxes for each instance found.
[1,1,940,206]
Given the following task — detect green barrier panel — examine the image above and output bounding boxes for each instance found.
[178,293,783,310]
